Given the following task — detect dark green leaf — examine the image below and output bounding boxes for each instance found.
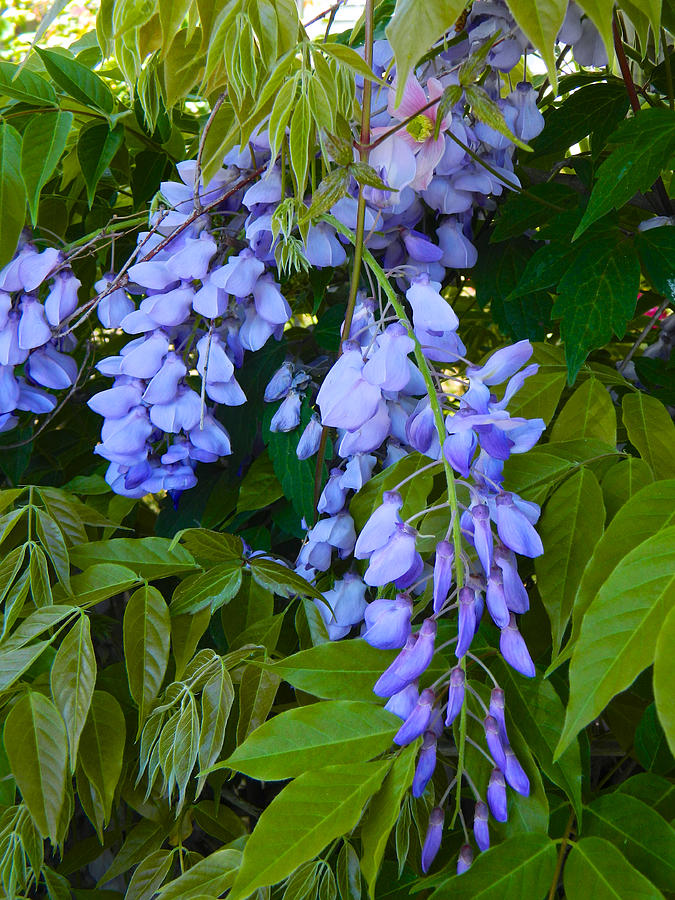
[636,225,675,301]
[249,558,326,602]
[77,122,125,207]
[0,60,57,105]
[78,691,125,825]
[491,183,577,242]
[0,123,26,268]
[574,109,675,238]
[50,613,96,770]
[564,836,665,900]
[21,110,72,225]
[123,584,170,729]
[171,561,243,617]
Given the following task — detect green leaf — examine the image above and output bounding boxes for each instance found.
[229,761,390,900]
[0,640,51,692]
[0,60,57,105]
[237,452,284,513]
[493,662,583,822]
[78,691,125,825]
[360,743,418,899]
[307,169,350,220]
[249,558,326,603]
[465,85,530,151]
[77,122,124,207]
[506,0,567,90]
[0,123,27,269]
[236,664,281,742]
[564,836,665,900]
[197,662,233,792]
[349,452,436,533]
[172,528,243,565]
[50,613,96,770]
[320,43,385,84]
[583,794,675,892]
[491,183,577,242]
[97,819,165,886]
[126,848,174,900]
[171,606,211,680]
[617,773,675,821]
[385,0,467,105]
[636,225,675,300]
[600,457,654,522]
[123,584,170,729]
[220,701,398,780]
[531,81,628,159]
[635,702,673,775]
[21,110,72,225]
[622,393,675,480]
[35,47,115,114]
[268,74,298,159]
[555,525,675,758]
[289,93,311,195]
[1,604,76,651]
[52,563,140,609]
[29,544,53,608]
[4,691,68,844]
[422,833,557,900]
[70,537,197,579]
[171,561,243,617]
[654,604,675,758]
[265,639,396,703]
[550,378,616,444]
[502,450,573,505]
[574,109,675,239]
[535,468,605,651]
[552,233,640,382]
[158,848,242,899]
[35,508,70,590]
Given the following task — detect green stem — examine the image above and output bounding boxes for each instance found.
[326,214,468,818]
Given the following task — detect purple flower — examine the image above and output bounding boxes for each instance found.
[412,731,437,797]
[421,807,444,873]
[373,618,437,697]
[471,503,494,575]
[316,343,382,431]
[406,398,439,456]
[495,547,529,613]
[210,249,264,297]
[337,400,391,457]
[150,387,202,433]
[436,218,478,269]
[489,688,508,745]
[316,573,367,640]
[495,492,543,557]
[484,715,507,771]
[467,340,533,387]
[384,683,419,720]
[296,415,323,460]
[318,469,348,516]
[18,298,51,350]
[394,687,434,745]
[354,491,403,558]
[362,595,413,649]
[120,332,169,379]
[270,392,302,432]
[487,768,508,822]
[45,272,80,326]
[457,844,473,875]
[500,614,535,677]
[362,323,415,392]
[504,746,530,796]
[432,540,454,614]
[364,523,420,586]
[142,352,187,405]
[486,566,509,628]
[340,453,377,491]
[473,801,490,852]
[456,586,477,658]
[26,344,77,390]
[445,666,465,726]
[264,362,293,401]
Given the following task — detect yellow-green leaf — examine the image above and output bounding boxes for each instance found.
[623,392,675,480]
[654,604,675,759]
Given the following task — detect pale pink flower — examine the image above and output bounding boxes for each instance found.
[387,76,450,190]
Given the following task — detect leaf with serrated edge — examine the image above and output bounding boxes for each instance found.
[564,836,665,900]
[556,525,675,758]
[654,604,675,758]
[229,762,390,900]
[220,701,398,780]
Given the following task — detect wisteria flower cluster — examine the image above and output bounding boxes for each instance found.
[0,238,81,434]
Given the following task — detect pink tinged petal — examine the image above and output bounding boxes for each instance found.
[389,75,429,120]
[369,134,418,192]
[18,299,52,351]
[410,136,446,191]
